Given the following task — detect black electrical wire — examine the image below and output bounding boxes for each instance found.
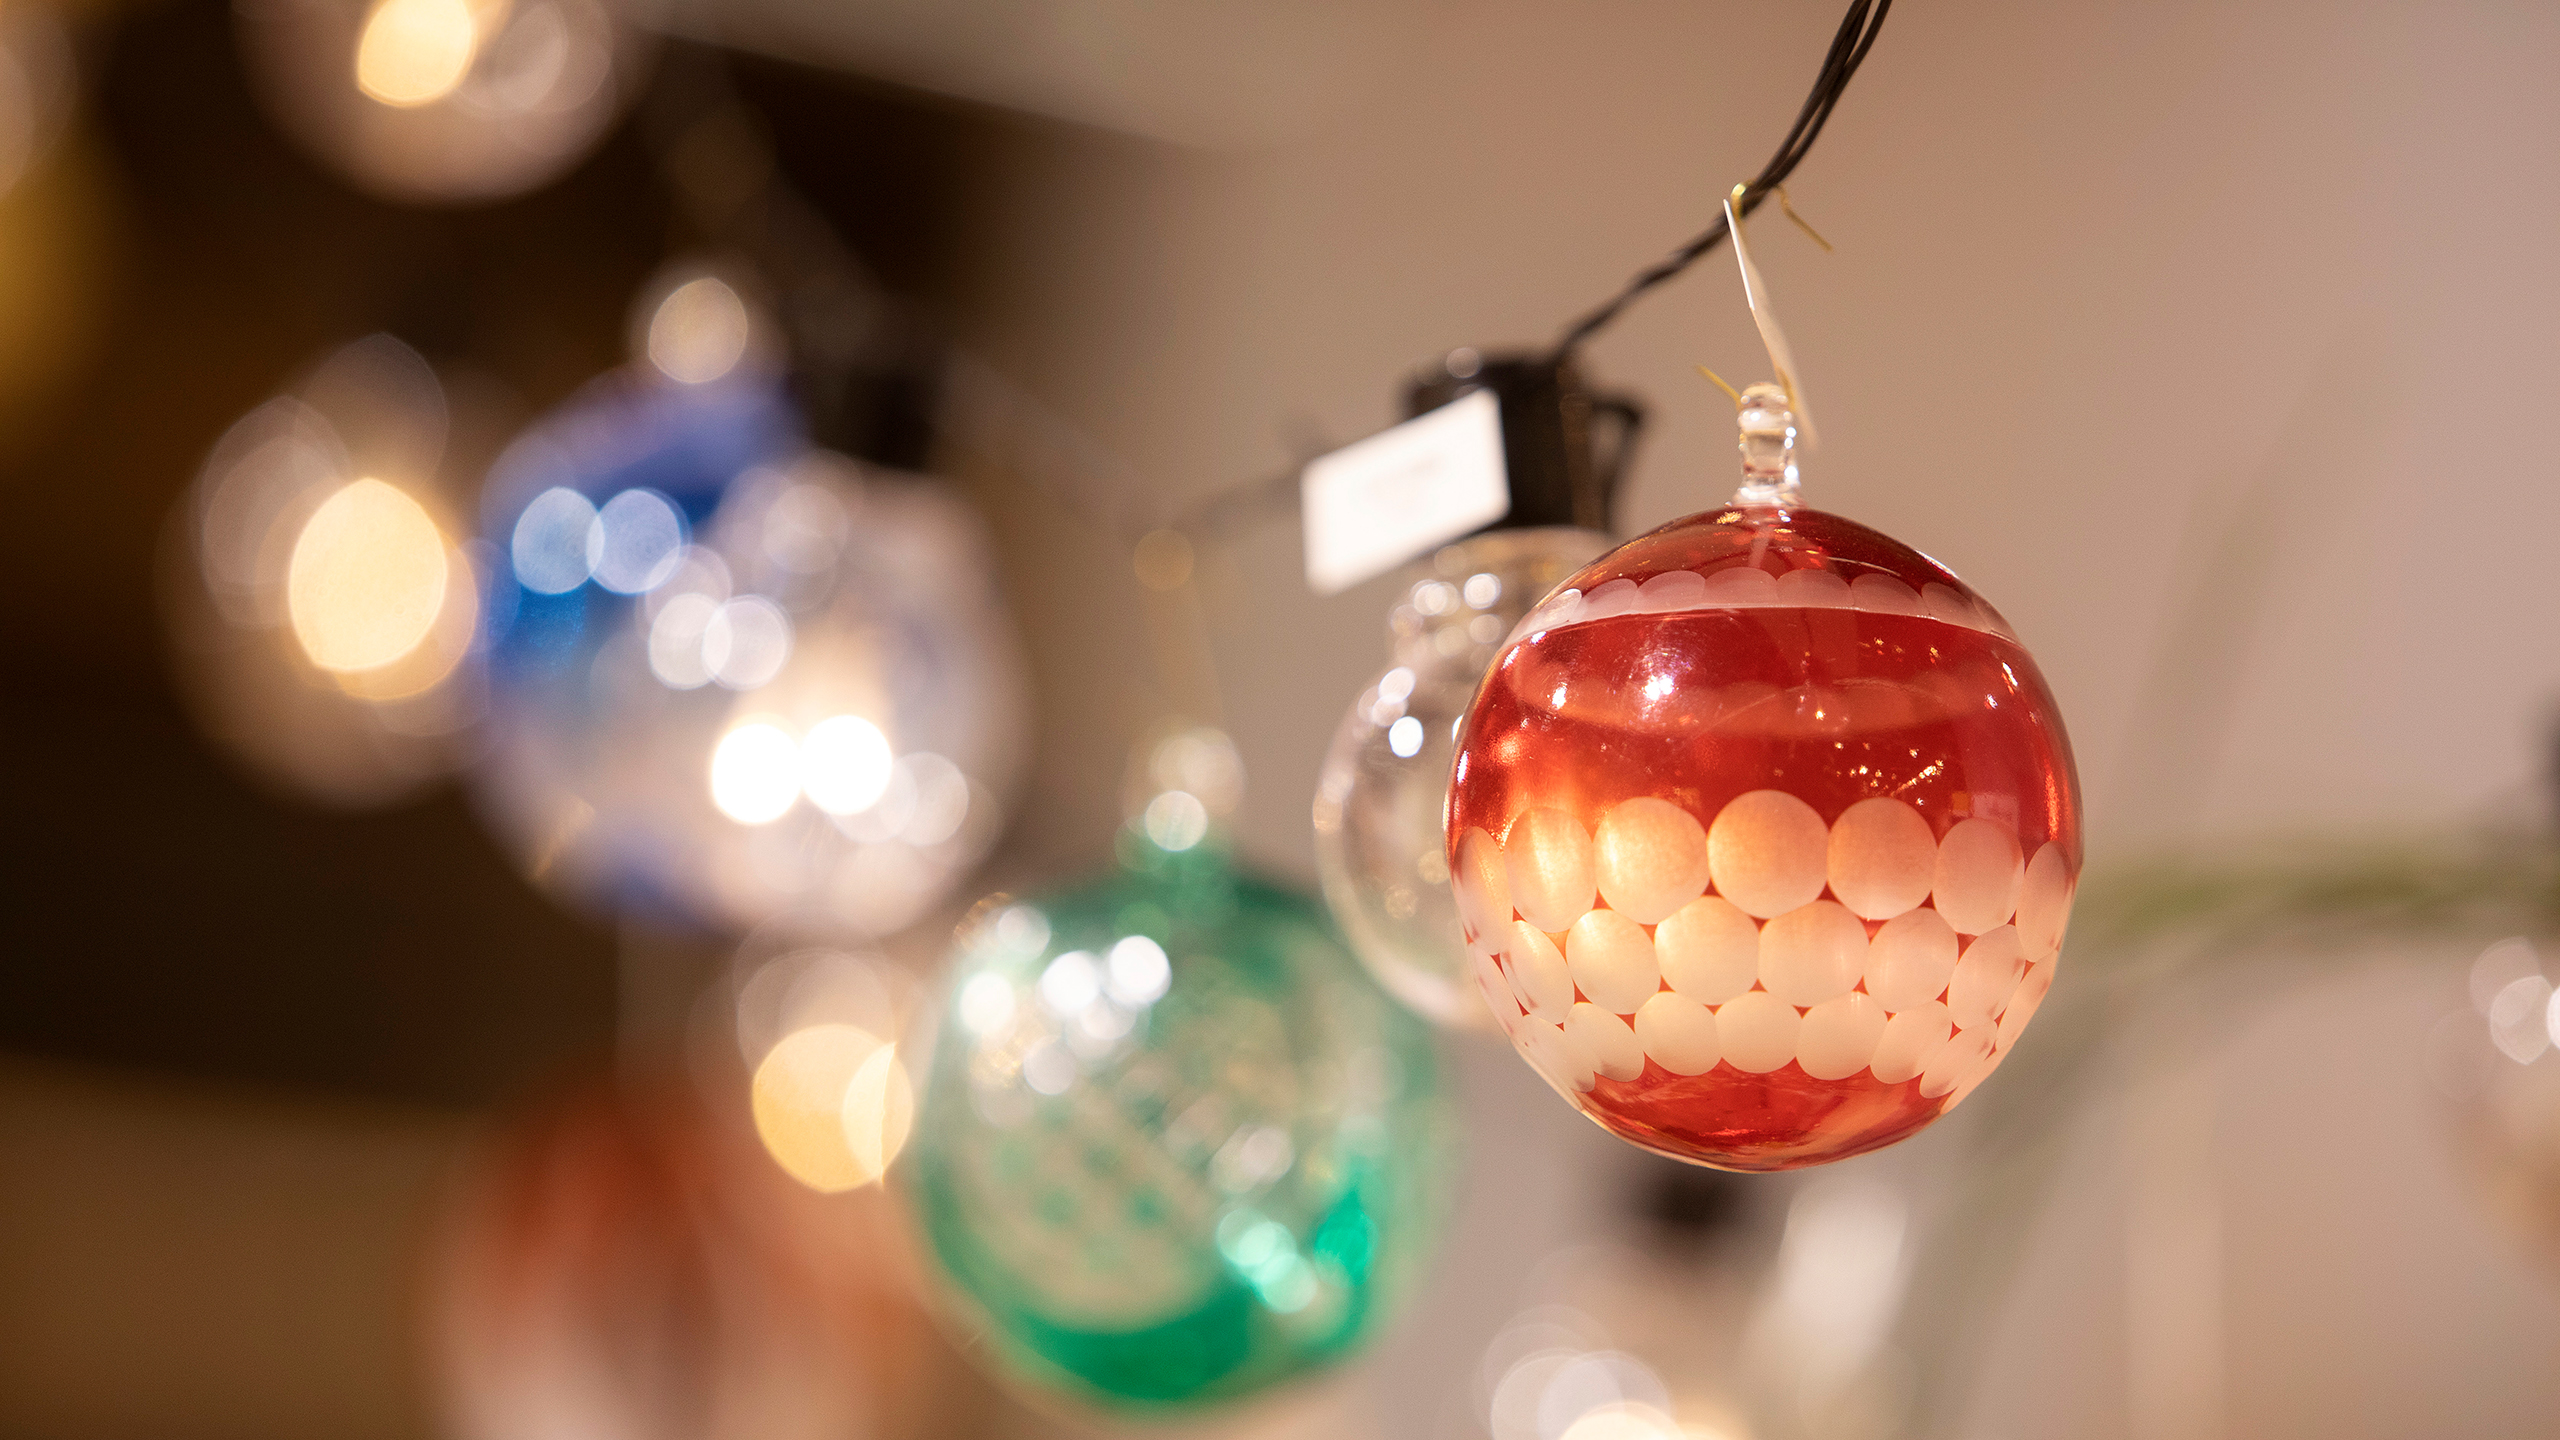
[644,9,1889,550]
[1545,0,1889,363]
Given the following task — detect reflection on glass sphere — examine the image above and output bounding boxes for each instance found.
[471,369,1029,936]
[234,0,645,203]
[903,820,1455,1411]
[1314,528,1606,1028]
[1447,505,2081,1171]
[163,334,489,806]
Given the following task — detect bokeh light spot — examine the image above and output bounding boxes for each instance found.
[710,720,800,824]
[354,0,480,107]
[703,595,792,689]
[285,478,449,673]
[1144,789,1210,851]
[645,591,718,689]
[842,1041,915,1182]
[1388,715,1425,758]
[801,714,892,815]
[751,1023,885,1192]
[957,973,1016,1036]
[646,277,751,385]
[510,486,596,594]
[584,488,686,595]
[1105,935,1170,1007]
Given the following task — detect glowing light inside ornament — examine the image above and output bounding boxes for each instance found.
[285,477,450,673]
[700,595,792,689]
[509,486,597,594]
[645,592,719,688]
[1144,789,1211,851]
[584,488,686,595]
[750,1023,913,1192]
[801,715,894,815]
[1106,934,1172,1005]
[647,277,753,386]
[354,0,480,107]
[1447,499,2080,1169]
[710,720,801,824]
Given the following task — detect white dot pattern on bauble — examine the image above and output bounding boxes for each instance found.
[1498,559,2019,653]
[1461,788,2073,1091]
[1502,920,1573,1022]
[1516,1020,1590,1094]
[1452,827,1512,951]
[1632,993,1720,1074]
[1918,1026,1994,1099]
[1712,990,1801,1074]
[1592,797,1710,924]
[1863,907,1959,1012]
[1564,909,1661,1014]
[1756,899,1865,1007]
[1940,1025,2007,1110]
[1566,1002,1646,1082]
[1471,947,1518,1026]
[1503,808,1595,932]
[1706,790,1829,919]
[1869,1001,1952,1084]
[1655,896,1758,1004]
[1827,797,1936,920]
[1796,990,1890,1080]
[1932,818,2025,935]
[1549,1019,1601,1092]
[1996,961,2054,1053]
[2016,843,2072,958]
[1946,926,2028,1030]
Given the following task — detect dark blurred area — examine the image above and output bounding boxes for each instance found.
[0,1,1045,1107]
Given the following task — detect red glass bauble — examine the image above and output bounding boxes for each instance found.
[425,1077,963,1440]
[1446,503,2080,1170]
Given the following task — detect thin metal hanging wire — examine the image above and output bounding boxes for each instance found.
[1545,0,1889,364]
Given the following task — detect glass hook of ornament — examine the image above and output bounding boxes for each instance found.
[1443,187,2083,1170]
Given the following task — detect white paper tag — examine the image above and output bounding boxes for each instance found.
[1300,388,1508,596]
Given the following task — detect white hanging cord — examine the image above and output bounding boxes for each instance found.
[1722,182,1819,449]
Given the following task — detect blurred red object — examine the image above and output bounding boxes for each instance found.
[424,1074,959,1440]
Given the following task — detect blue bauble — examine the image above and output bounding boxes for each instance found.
[471,370,1027,934]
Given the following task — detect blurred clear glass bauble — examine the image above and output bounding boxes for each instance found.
[1313,527,1606,1027]
[902,795,1456,1411]
[470,368,1029,936]
[233,0,648,204]
[161,334,491,807]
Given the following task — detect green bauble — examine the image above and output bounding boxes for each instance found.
[905,830,1456,1412]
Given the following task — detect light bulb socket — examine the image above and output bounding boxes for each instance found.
[1403,349,1642,536]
